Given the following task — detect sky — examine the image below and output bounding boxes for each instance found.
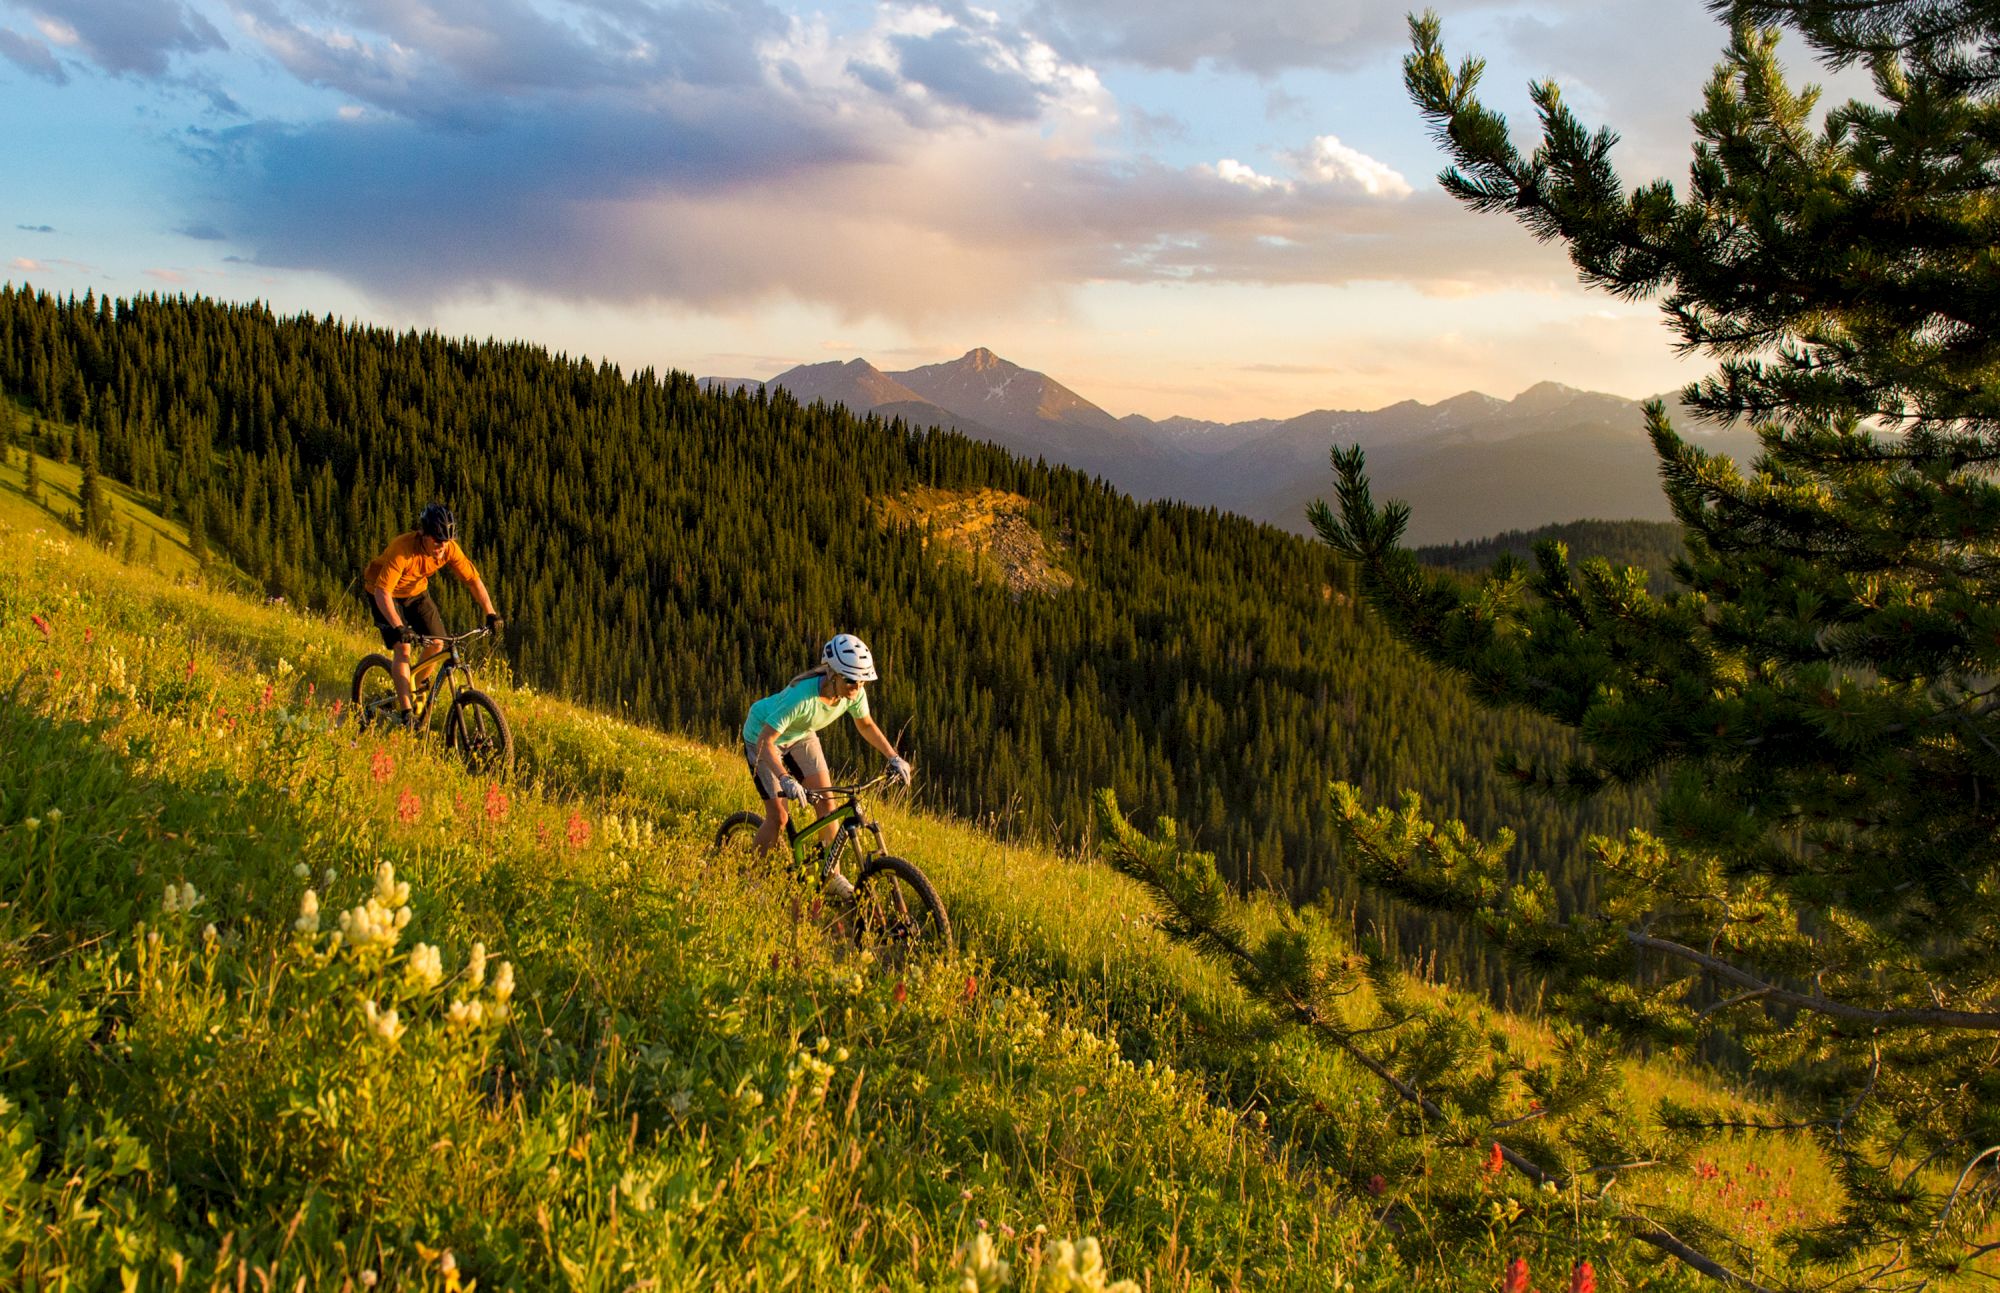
[0,0,1862,421]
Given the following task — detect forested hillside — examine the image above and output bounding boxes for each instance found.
[0,285,1654,991]
[1416,520,1685,595]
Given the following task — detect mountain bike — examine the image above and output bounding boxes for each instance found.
[713,774,951,966]
[350,627,513,777]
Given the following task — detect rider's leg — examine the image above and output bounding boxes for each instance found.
[390,641,415,712]
[404,593,446,690]
[754,795,790,854]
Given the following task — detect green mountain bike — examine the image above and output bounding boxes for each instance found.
[713,774,951,966]
[350,626,513,777]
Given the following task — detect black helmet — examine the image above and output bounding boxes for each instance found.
[418,503,457,543]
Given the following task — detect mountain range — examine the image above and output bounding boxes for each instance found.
[701,349,1763,545]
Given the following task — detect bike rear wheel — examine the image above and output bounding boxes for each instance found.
[850,854,952,967]
[350,654,402,730]
[444,688,513,777]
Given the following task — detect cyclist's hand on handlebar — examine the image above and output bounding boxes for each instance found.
[778,776,810,804]
[486,612,505,635]
[887,755,913,787]
[397,624,421,645]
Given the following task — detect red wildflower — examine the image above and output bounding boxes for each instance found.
[1367,1174,1386,1197]
[260,683,273,713]
[332,699,344,721]
[30,614,50,639]
[963,975,978,1001]
[1485,1142,1505,1177]
[770,951,781,972]
[397,789,422,824]
[484,782,509,824]
[1569,1263,1595,1293]
[307,682,316,702]
[565,811,591,849]
[186,656,196,680]
[371,748,394,784]
[892,981,908,1006]
[1502,1258,1531,1293]
[84,627,92,644]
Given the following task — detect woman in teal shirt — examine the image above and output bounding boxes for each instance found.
[742,633,912,860]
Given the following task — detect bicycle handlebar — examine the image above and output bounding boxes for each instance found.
[408,626,494,646]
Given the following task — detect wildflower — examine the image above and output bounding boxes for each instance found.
[1569,1262,1596,1293]
[323,867,337,887]
[202,923,217,943]
[466,941,487,990]
[670,1089,691,1117]
[374,860,410,907]
[361,1000,405,1044]
[161,881,201,916]
[276,657,294,677]
[1043,1237,1138,1293]
[490,960,515,1003]
[447,998,486,1029]
[1367,1174,1386,1197]
[397,789,421,824]
[406,943,444,990]
[260,683,273,712]
[46,808,60,824]
[835,1047,850,1063]
[1502,1258,1531,1293]
[185,657,196,680]
[1485,1142,1505,1177]
[336,898,411,951]
[371,748,394,784]
[332,699,344,721]
[293,862,311,879]
[30,613,50,639]
[893,980,908,1005]
[566,811,591,849]
[295,889,321,934]
[483,782,508,824]
[23,818,39,833]
[956,1232,1010,1293]
[963,975,978,1001]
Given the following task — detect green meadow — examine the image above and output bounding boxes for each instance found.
[0,464,1830,1290]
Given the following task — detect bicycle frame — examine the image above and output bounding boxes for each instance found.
[780,780,891,882]
[406,633,483,730]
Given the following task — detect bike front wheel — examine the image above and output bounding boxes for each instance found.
[849,854,952,967]
[350,654,402,730]
[444,687,513,777]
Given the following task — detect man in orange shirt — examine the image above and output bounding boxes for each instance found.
[359,503,502,721]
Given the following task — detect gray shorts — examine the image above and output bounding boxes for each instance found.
[742,732,828,800]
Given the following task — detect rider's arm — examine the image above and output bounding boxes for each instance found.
[371,589,406,631]
[467,575,497,620]
[851,714,904,765]
[753,724,789,784]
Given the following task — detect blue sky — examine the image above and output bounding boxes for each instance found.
[0,0,1854,420]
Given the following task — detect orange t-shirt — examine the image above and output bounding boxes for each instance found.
[363,532,481,599]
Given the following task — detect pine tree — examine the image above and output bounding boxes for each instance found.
[1297,0,2000,1280]
[145,533,159,568]
[187,504,207,567]
[121,520,137,563]
[23,448,40,507]
[78,437,108,543]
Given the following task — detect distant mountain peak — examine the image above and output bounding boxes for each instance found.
[961,347,1004,370]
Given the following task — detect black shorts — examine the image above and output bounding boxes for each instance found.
[359,588,445,651]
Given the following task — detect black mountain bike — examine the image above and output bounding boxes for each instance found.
[713,774,951,966]
[351,627,513,776]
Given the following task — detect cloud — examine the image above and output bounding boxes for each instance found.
[888,26,1045,121]
[6,0,226,77]
[145,267,189,282]
[173,222,226,240]
[11,257,44,270]
[0,25,66,80]
[16,223,56,233]
[1023,0,1409,75]
[1291,135,1411,198]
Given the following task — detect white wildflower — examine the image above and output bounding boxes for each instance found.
[322,867,337,887]
[292,862,310,879]
[23,818,39,833]
[490,960,515,1003]
[465,941,487,991]
[956,1232,1010,1293]
[276,657,294,677]
[336,898,408,951]
[447,998,485,1029]
[373,860,410,908]
[295,889,321,934]
[1041,1237,1138,1293]
[202,923,217,943]
[361,1000,405,1044]
[405,943,444,990]
[46,808,61,824]
[161,880,201,916]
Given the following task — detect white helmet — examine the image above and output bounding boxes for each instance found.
[822,633,879,682]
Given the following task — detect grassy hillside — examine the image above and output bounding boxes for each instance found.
[0,473,1834,1290]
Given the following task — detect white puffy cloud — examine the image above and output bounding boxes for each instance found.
[1293,135,1411,198]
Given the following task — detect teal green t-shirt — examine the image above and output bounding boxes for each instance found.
[741,675,870,746]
